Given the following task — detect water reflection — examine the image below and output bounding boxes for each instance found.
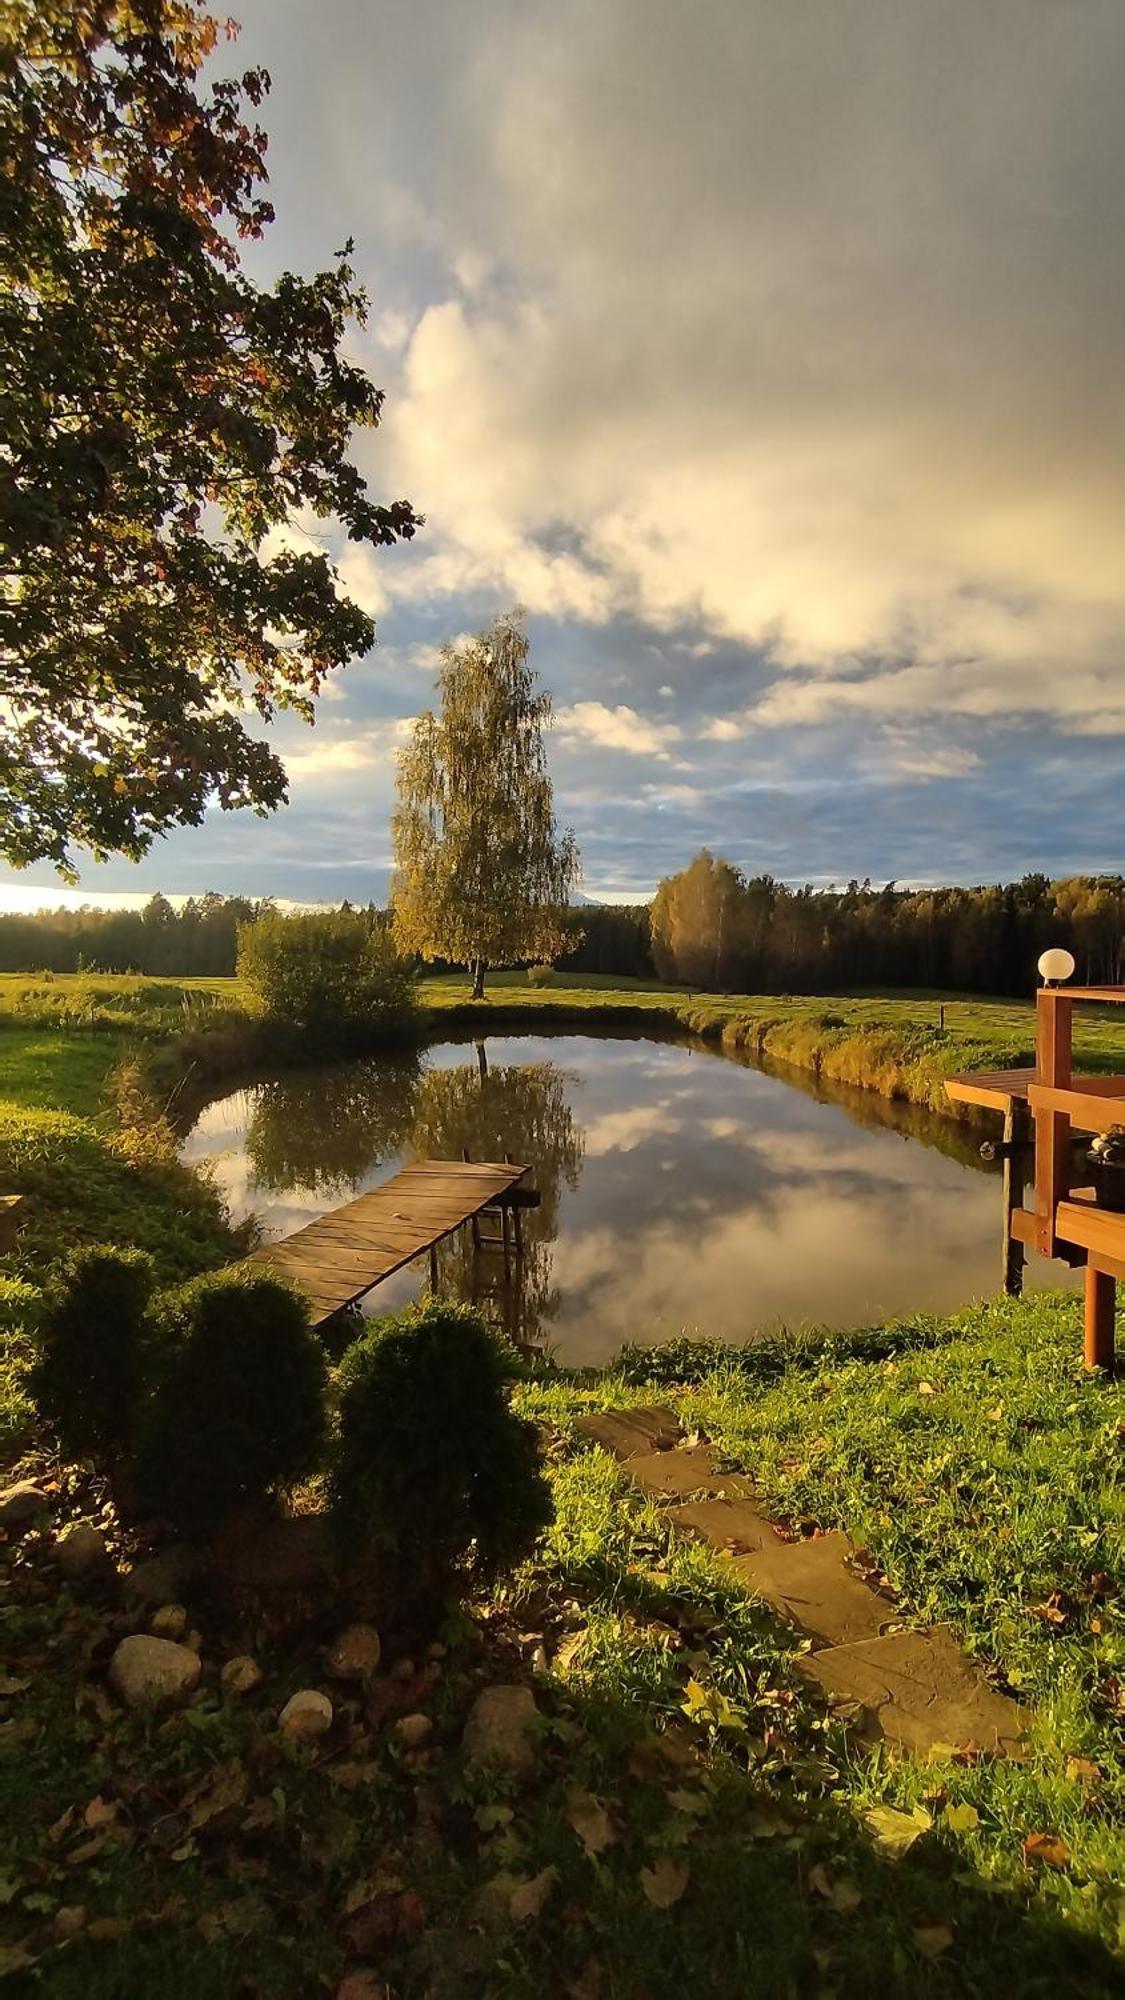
[181,1032,1074,1365]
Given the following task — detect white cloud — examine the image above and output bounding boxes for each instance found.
[555,701,681,757]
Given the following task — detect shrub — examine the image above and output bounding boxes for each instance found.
[328,1300,553,1615]
[525,962,555,987]
[237,909,418,1054]
[0,1275,42,1460]
[136,1269,326,1541]
[30,1246,156,1460]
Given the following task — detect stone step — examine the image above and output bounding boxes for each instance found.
[730,1532,894,1649]
[668,1496,778,1552]
[796,1626,1029,1757]
[574,1407,682,1458]
[627,1448,756,1501]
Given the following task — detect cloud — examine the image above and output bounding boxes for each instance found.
[555,701,681,757]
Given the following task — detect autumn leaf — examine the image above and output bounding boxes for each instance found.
[640,1857,690,1908]
[863,1802,933,1857]
[680,1678,746,1731]
[510,1866,558,1922]
[1066,1757,1100,1786]
[567,1794,619,1856]
[943,1802,980,1834]
[1023,1831,1070,1870]
[809,1863,863,1913]
[667,1789,709,1817]
[913,1921,955,1959]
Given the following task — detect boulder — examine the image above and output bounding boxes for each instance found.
[123,1546,200,1607]
[109,1635,202,1711]
[279,1689,333,1740]
[0,1481,49,1529]
[462,1684,540,1776]
[326,1623,382,1681]
[149,1603,188,1641]
[221,1655,264,1699]
[55,1523,112,1581]
[395,1712,433,1749]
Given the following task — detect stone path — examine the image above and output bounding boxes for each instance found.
[574,1407,1028,1758]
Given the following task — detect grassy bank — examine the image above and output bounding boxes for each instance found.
[2,1292,1122,1994]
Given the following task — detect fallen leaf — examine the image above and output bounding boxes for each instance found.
[639,1857,690,1908]
[475,1804,515,1833]
[1066,1757,1100,1786]
[567,1794,618,1856]
[1023,1831,1070,1870]
[327,1760,381,1793]
[809,1864,862,1913]
[917,1381,937,1397]
[188,1764,249,1830]
[863,1803,932,1857]
[943,1802,980,1834]
[680,1678,746,1731]
[509,1865,558,1922]
[553,1631,588,1675]
[0,1676,29,1697]
[667,1789,709,1817]
[82,1796,118,1831]
[336,1975,386,2000]
[913,1921,955,1959]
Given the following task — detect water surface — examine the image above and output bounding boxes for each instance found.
[181,1033,1069,1365]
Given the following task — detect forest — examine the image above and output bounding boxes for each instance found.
[650,854,1125,996]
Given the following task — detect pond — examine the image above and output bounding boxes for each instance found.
[180,1032,1071,1366]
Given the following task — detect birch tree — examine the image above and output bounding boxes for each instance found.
[391,614,579,997]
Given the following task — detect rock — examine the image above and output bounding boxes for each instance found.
[149,1603,188,1641]
[279,1689,333,1740]
[462,1684,540,1776]
[391,1656,415,1683]
[109,1635,202,1711]
[395,1713,433,1749]
[183,1629,204,1654]
[326,1623,382,1681]
[123,1546,199,1607]
[0,1481,49,1529]
[221,1655,263,1699]
[425,1641,447,1661]
[54,1523,111,1581]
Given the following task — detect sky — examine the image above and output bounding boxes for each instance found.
[5,0,1124,911]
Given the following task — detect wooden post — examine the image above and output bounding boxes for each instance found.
[1084,1264,1116,1371]
[428,1242,439,1292]
[1002,1101,1029,1297]
[1034,989,1073,1256]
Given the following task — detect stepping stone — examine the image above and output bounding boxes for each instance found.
[627,1448,754,1501]
[730,1532,892,1648]
[669,1497,778,1552]
[796,1626,1029,1757]
[574,1407,682,1459]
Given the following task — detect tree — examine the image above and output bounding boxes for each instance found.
[1,0,419,873]
[391,612,580,997]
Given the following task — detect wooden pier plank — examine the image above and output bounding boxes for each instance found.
[248,1158,529,1325]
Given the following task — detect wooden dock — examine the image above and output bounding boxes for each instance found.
[249,1157,529,1324]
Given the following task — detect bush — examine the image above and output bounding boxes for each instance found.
[0,1275,42,1460]
[328,1300,553,1614]
[136,1269,326,1541]
[237,909,418,1054]
[525,962,555,987]
[30,1246,156,1460]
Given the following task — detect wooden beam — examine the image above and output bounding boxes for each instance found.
[1085,1265,1116,1371]
[1034,990,1073,1254]
[1027,1083,1125,1136]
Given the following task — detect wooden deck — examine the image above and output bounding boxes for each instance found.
[249,1158,529,1324]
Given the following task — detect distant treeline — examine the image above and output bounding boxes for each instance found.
[5,868,1121,996]
[0,894,656,981]
[651,854,1125,997]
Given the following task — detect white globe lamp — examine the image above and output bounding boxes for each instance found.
[1037,947,1076,988]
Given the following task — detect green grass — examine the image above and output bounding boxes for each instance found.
[3,1297,1122,1995]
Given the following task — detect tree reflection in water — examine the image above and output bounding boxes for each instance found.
[244,1053,422,1198]
[407,1046,584,1353]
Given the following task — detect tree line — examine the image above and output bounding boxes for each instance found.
[651,852,1125,997]
[0,894,653,982]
